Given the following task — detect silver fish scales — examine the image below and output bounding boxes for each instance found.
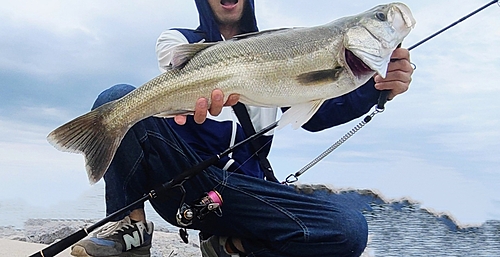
[47,2,416,183]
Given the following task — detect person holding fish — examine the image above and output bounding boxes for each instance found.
[65,0,414,256]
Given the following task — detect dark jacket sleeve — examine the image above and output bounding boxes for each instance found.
[300,79,380,132]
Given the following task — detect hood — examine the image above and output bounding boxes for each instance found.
[194,0,258,42]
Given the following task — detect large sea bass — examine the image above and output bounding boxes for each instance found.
[48,3,415,184]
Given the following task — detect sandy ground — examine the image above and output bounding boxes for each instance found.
[0,231,201,257]
[0,223,375,257]
[0,238,71,256]
[3,189,498,256]
[0,221,200,257]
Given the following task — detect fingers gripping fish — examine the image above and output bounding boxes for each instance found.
[47,3,416,184]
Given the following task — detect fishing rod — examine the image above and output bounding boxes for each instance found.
[285,0,500,184]
[409,0,499,51]
[29,1,499,255]
[30,121,278,257]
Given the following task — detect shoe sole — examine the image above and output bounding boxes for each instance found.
[71,245,151,257]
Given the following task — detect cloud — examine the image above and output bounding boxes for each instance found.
[1,0,500,226]
[273,148,495,225]
[0,117,89,207]
[0,1,200,122]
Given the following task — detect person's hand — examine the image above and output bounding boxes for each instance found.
[174,89,240,125]
[374,48,413,100]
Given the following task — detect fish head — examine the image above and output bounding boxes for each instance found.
[342,2,416,81]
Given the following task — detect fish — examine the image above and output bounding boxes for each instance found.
[47,2,416,184]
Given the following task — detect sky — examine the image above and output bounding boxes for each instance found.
[0,0,499,227]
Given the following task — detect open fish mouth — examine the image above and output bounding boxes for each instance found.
[46,3,415,184]
[343,3,416,79]
[345,49,373,78]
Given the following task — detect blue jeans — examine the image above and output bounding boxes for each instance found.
[93,84,368,257]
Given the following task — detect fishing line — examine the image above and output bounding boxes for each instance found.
[208,121,277,192]
[29,121,278,257]
[285,0,500,184]
[218,133,275,193]
[29,3,500,256]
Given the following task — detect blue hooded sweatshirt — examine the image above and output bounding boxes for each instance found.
[164,0,381,179]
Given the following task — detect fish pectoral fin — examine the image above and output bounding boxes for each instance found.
[278,99,325,130]
[296,67,344,86]
[170,43,218,69]
[153,110,194,118]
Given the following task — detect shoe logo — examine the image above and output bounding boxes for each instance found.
[123,231,142,250]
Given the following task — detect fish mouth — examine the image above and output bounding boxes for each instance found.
[345,49,373,78]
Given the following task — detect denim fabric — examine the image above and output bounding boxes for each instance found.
[92,84,368,257]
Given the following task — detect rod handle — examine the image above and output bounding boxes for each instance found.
[377,90,390,110]
[29,229,88,257]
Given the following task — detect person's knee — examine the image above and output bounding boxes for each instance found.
[92,84,136,110]
[340,210,368,256]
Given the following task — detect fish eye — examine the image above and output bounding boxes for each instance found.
[375,12,387,21]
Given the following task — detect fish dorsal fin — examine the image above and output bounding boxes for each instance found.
[296,67,344,86]
[232,28,294,40]
[170,43,217,69]
[278,99,325,129]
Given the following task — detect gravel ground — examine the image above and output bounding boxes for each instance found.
[0,219,373,257]
[0,219,200,257]
[3,188,499,256]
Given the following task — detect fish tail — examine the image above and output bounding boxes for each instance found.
[47,103,127,184]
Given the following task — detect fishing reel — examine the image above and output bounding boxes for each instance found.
[176,190,223,243]
[176,190,223,226]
